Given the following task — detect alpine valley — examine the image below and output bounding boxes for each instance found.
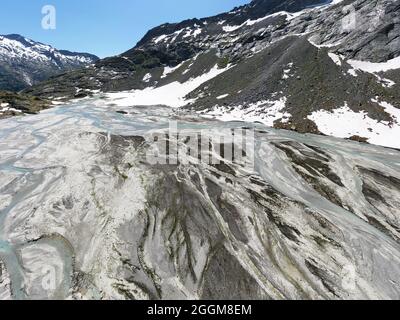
[1,0,400,300]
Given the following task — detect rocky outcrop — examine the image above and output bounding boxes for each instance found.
[0,90,51,119]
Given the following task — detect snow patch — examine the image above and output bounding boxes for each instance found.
[181,54,200,75]
[106,64,231,108]
[222,25,243,32]
[308,101,400,149]
[143,73,152,83]
[328,53,343,66]
[347,69,358,77]
[153,34,168,44]
[376,75,396,88]
[308,37,342,49]
[216,94,229,100]
[223,10,306,33]
[282,62,294,79]
[192,28,202,38]
[201,97,291,127]
[0,106,22,113]
[161,61,185,79]
[348,57,400,73]
[347,58,399,87]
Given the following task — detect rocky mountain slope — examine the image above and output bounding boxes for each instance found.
[25,0,400,149]
[0,34,99,91]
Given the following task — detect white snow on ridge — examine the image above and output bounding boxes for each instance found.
[106,64,231,108]
[154,25,203,43]
[223,10,305,33]
[308,101,400,149]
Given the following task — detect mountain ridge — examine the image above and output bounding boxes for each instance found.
[135,0,329,48]
[0,34,99,91]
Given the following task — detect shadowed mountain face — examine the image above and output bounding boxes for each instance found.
[0,34,99,91]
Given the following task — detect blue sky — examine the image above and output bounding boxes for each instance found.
[0,0,249,58]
